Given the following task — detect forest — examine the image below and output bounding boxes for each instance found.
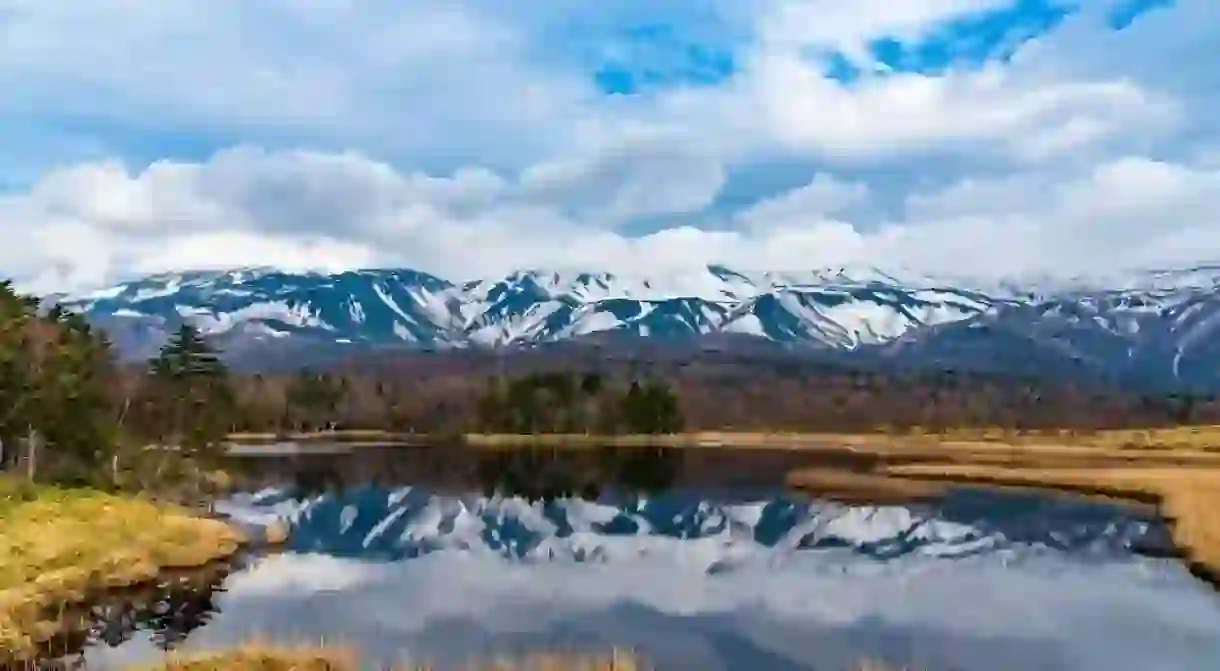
[1,278,1218,487]
[225,348,1216,436]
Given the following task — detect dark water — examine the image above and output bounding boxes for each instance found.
[220,442,886,497]
[55,447,1220,670]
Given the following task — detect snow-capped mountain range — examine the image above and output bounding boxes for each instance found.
[54,263,1220,391]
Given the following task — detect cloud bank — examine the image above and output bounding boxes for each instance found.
[0,0,1215,292]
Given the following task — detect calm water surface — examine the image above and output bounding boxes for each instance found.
[63,447,1220,670]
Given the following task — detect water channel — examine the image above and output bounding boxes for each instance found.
[54,445,1220,670]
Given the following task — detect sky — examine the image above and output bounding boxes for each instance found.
[0,0,1217,292]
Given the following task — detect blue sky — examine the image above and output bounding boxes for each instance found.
[0,0,1214,292]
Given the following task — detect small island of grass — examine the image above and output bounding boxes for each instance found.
[0,477,245,663]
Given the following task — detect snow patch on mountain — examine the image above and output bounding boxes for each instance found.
[63,265,998,348]
[52,262,1220,389]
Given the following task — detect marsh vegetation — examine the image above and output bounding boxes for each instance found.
[0,478,243,663]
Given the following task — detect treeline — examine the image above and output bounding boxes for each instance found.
[475,373,682,434]
[223,368,684,436]
[216,355,1220,436]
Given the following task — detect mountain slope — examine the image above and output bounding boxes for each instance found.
[54,263,1220,390]
[59,266,1001,349]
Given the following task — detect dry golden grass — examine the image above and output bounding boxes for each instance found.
[933,424,1220,451]
[882,462,1220,581]
[777,426,1220,588]
[0,477,246,662]
[132,643,646,671]
[228,426,1220,458]
[785,465,1164,515]
[226,430,402,443]
[458,431,945,450]
[132,643,913,671]
[782,468,951,505]
[134,643,360,671]
[460,427,1220,453]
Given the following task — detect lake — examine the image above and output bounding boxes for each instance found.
[58,446,1220,670]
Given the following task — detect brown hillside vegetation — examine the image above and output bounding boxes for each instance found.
[203,353,1220,436]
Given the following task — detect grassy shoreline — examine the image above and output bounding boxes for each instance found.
[872,463,1220,586]
[130,643,909,670]
[229,426,1220,451]
[0,478,249,663]
[133,644,647,670]
[779,434,1220,589]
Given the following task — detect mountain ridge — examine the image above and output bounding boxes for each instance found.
[52,263,1220,391]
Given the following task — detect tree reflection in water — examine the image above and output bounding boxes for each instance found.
[35,557,242,665]
[476,445,681,501]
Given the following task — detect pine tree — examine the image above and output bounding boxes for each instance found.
[580,373,603,396]
[146,322,232,458]
[151,324,227,381]
[616,378,683,434]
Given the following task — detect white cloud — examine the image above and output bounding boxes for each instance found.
[0,0,607,169]
[6,146,1220,293]
[0,0,1218,292]
[519,132,727,221]
[691,0,1183,163]
[736,174,870,232]
[756,0,1014,63]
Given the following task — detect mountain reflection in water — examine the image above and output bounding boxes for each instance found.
[52,446,1220,670]
[61,482,1220,671]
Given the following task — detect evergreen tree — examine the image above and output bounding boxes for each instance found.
[0,283,120,479]
[580,373,603,396]
[35,308,120,478]
[151,324,227,381]
[145,322,232,458]
[285,369,343,430]
[0,281,39,470]
[617,378,683,434]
